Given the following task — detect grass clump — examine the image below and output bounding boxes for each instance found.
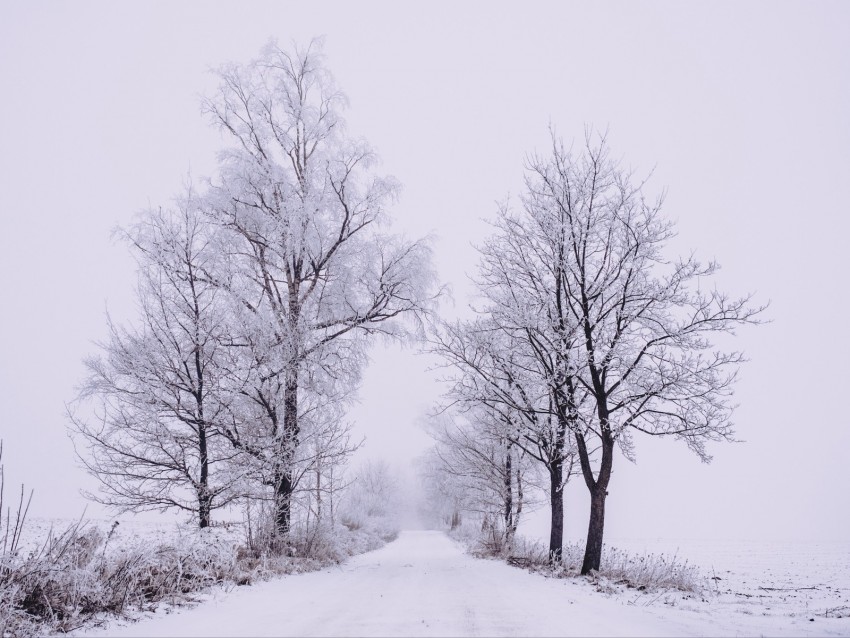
[451,519,706,595]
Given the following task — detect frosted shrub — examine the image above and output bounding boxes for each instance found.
[500,536,706,593]
[1,464,399,636]
[448,516,525,560]
[474,529,511,557]
[0,520,247,637]
[590,546,705,593]
[446,518,485,550]
[237,494,399,582]
[504,536,551,567]
[287,517,397,567]
[339,510,364,531]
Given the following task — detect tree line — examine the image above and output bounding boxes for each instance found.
[69,39,763,572]
[68,39,440,540]
[423,133,763,574]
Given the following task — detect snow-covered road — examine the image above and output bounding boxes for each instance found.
[86,530,691,637]
[83,530,848,637]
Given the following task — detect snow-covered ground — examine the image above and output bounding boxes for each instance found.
[606,537,850,626]
[14,516,246,553]
[74,530,850,637]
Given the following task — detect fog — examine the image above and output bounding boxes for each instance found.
[1,1,848,542]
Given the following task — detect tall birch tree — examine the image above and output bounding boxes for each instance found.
[202,39,439,536]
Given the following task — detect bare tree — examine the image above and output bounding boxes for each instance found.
[303,405,357,527]
[476,189,589,560]
[69,192,240,527]
[431,319,575,560]
[201,39,440,537]
[426,409,533,551]
[511,130,765,573]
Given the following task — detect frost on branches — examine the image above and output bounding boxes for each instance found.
[69,192,240,528]
[429,319,575,561]
[429,130,763,574]
[70,39,441,541]
[201,39,439,537]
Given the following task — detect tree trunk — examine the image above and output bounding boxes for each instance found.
[512,462,523,539]
[504,461,523,550]
[548,389,571,564]
[198,488,212,528]
[316,464,323,522]
[275,471,293,535]
[581,486,607,574]
[548,458,564,563]
[503,444,513,539]
[329,464,335,525]
[274,370,299,537]
[577,434,614,575]
[197,404,210,528]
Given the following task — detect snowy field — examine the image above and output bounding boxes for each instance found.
[14,516,246,554]
[601,537,850,631]
[62,528,849,637]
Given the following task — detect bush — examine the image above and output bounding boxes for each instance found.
[582,545,704,593]
[448,517,526,561]
[242,496,399,567]
[0,519,244,636]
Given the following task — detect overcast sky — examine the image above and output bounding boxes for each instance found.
[1,1,848,542]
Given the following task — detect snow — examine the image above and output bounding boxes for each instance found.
[605,537,850,626]
[77,530,850,637]
[14,516,245,554]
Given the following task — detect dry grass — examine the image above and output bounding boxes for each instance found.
[1,517,400,637]
[453,522,706,594]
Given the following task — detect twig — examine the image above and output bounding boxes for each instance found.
[644,592,665,606]
[822,605,850,618]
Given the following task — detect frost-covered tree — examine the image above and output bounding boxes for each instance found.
[340,459,400,524]
[219,349,358,535]
[69,193,240,527]
[498,130,764,573]
[431,319,574,560]
[301,403,356,526]
[201,39,439,537]
[417,449,467,531]
[426,409,533,550]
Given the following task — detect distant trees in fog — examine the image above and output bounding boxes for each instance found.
[423,408,534,549]
[429,319,575,559]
